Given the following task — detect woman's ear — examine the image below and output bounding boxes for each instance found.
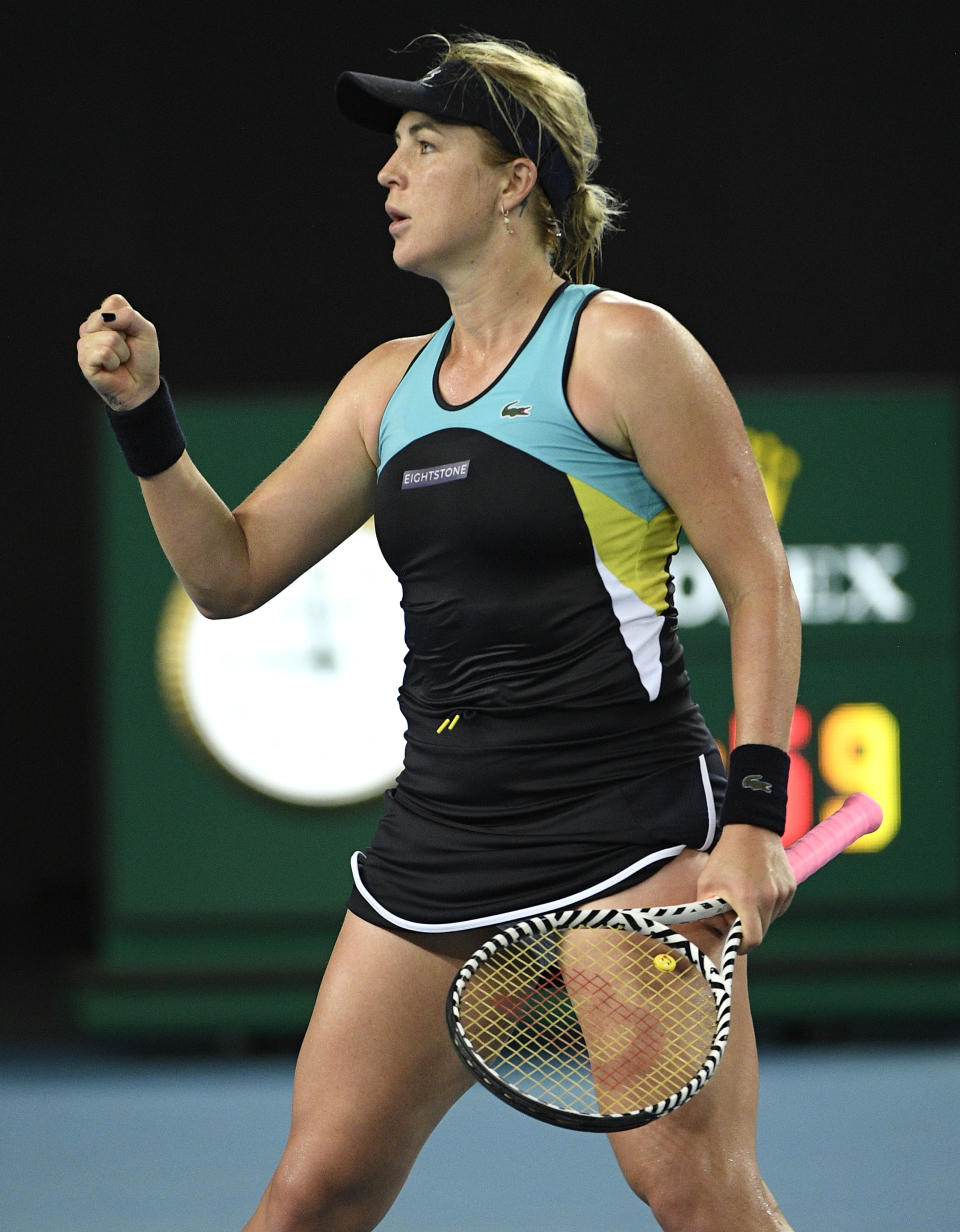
[501,157,539,214]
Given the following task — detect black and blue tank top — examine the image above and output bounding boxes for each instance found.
[373,281,713,820]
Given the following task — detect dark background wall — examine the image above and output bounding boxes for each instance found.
[5,3,955,1029]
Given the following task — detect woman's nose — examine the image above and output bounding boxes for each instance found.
[377,148,403,188]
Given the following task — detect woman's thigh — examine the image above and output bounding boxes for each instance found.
[285,912,485,1175]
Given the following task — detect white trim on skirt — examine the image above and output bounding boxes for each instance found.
[348,752,718,933]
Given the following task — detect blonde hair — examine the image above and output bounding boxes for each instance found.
[421,33,625,282]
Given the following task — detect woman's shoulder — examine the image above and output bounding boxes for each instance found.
[325,332,439,461]
[351,332,437,381]
[581,289,684,340]
[333,331,436,409]
[576,289,709,375]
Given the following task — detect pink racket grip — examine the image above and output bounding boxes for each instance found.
[785,793,883,884]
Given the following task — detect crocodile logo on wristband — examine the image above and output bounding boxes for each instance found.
[741,774,773,794]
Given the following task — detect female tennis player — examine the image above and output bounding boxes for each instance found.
[78,34,800,1232]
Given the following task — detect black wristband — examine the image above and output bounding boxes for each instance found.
[720,743,790,836]
[104,378,186,477]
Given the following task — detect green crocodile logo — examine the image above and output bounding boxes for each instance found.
[501,401,532,418]
[741,774,773,794]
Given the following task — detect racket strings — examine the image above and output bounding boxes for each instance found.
[456,928,719,1117]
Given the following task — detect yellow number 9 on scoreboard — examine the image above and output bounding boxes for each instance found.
[818,703,900,851]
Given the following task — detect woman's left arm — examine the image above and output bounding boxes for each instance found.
[571,295,802,950]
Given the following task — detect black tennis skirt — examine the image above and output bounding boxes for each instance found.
[346,745,726,934]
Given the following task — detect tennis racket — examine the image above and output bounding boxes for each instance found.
[446,792,882,1132]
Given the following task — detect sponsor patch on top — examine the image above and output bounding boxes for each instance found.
[401,459,471,489]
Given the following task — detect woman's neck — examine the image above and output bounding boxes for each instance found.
[432,260,566,406]
[443,260,565,363]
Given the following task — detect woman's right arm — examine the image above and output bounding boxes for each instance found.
[78,293,415,618]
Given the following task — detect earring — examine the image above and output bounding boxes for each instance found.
[500,206,515,236]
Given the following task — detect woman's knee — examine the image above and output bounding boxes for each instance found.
[619,1142,778,1232]
[260,1136,409,1232]
[638,1170,717,1232]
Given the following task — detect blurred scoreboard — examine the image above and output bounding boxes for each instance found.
[77,382,959,1040]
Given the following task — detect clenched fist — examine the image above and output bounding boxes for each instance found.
[77,293,160,412]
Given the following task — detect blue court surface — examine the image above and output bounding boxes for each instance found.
[2,1038,958,1231]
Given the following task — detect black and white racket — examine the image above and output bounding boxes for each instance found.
[446,793,882,1132]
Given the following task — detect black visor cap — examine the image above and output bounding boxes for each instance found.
[335,59,574,216]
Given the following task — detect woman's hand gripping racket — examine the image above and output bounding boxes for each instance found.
[446,792,882,1132]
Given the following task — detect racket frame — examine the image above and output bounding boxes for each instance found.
[446,904,743,1132]
[446,793,882,1132]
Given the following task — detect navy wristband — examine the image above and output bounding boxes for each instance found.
[104,378,186,477]
[720,743,790,836]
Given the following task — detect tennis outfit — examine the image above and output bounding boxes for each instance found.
[347,282,724,933]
